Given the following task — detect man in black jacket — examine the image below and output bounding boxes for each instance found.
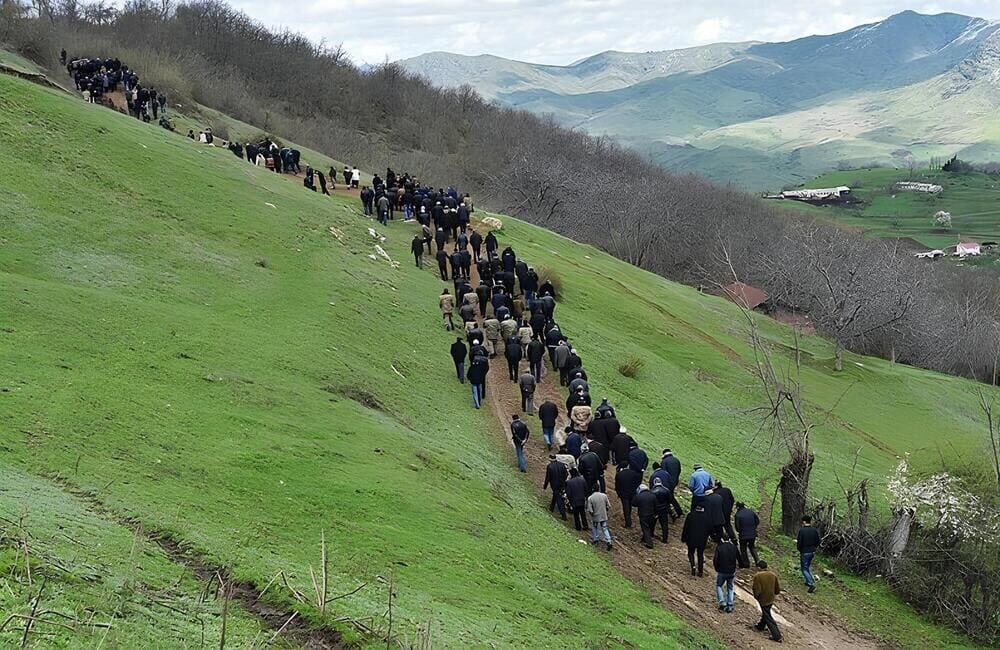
[704,488,726,543]
[713,537,739,613]
[681,505,712,576]
[610,430,634,467]
[410,236,424,268]
[450,338,467,384]
[661,449,684,518]
[565,468,589,530]
[510,415,529,473]
[734,502,762,568]
[469,229,483,261]
[436,249,449,280]
[614,464,641,528]
[527,335,546,381]
[633,485,658,549]
[485,231,499,260]
[797,516,820,592]
[651,477,672,543]
[543,455,568,519]
[538,400,558,450]
[578,447,605,495]
[505,335,523,381]
[715,480,737,541]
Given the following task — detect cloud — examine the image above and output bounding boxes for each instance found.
[226,0,1000,64]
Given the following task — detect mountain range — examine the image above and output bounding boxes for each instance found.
[400,11,1000,188]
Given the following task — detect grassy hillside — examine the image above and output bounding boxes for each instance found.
[1,72,990,647]
[0,72,708,648]
[789,167,1000,251]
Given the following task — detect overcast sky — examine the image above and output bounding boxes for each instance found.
[226,1,1000,65]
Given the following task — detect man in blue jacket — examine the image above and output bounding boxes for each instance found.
[689,464,714,508]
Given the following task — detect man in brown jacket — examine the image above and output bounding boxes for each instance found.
[439,289,455,331]
[752,562,782,642]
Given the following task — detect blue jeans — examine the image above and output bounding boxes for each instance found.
[455,362,465,383]
[716,573,735,607]
[515,445,526,472]
[542,427,554,447]
[591,520,611,544]
[801,552,815,587]
[471,383,483,408]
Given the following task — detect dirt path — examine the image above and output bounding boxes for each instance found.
[452,235,883,649]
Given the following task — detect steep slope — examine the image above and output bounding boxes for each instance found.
[400,12,1000,188]
[2,72,990,647]
[0,73,708,648]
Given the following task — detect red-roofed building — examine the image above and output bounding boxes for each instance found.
[721,282,770,311]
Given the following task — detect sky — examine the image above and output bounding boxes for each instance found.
[226,1,1000,65]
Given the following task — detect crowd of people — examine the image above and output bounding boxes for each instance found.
[64,50,168,125]
[364,168,471,231]
[421,201,830,643]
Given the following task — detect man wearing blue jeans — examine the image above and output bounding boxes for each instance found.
[713,537,739,613]
[510,415,530,473]
[797,515,820,593]
[538,400,558,451]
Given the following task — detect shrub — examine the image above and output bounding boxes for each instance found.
[617,355,644,379]
[535,264,562,298]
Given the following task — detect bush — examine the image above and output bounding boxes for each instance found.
[617,355,644,379]
[209,120,230,141]
[535,264,562,298]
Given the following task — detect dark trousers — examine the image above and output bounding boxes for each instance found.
[423,238,432,254]
[668,489,684,518]
[530,360,542,381]
[687,543,706,574]
[619,497,633,527]
[472,245,481,261]
[414,253,422,267]
[652,509,670,542]
[438,264,448,280]
[559,367,568,385]
[739,538,760,568]
[639,514,655,548]
[571,505,588,530]
[711,525,724,544]
[508,361,518,381]
[454,361,464,383]
[548,348,557,369]
[756,604,781,640]
[549,490,566,517]
[723,518,736,542]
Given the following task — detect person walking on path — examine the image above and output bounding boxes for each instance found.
[482,316,501,357]
[436,248,449,280]
[715,480,737,541]
[467,358,487,409]
[650,477,672,543]
[587,485,613,550]
[439,289,455,331]
[566,468,589,531]
[633,484,658,549]
[543,455,568,520]
[527,335,546,381]
[614,463,642,529]
[752,562,783,642]
[661,449,684,518]
[797,515,820,593]
[450,337,467,384]
[704,487,726,543]
[689,463,714,508]
[510,414,530,473]
[505,334,523,381]
[735,502,763,568]
[411,235,424,267]
[519,369,536,415]
[538,400,559,450]
[713,537,739,613]
[681,504,712,577]
[578,446,606,494]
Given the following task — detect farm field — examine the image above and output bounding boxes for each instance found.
[0,71,990,647]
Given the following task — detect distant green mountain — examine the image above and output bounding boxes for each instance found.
[400,11,1000,189]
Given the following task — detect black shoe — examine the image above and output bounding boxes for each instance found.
[718,604,726,612]
[769,637,782,643]
[808,584,816,593]
[561,514,567,520]
[725,606,733,614]
[643,543,654,549]
[606,542,613,551]
[697,569,703,577]
[690,566,696,576]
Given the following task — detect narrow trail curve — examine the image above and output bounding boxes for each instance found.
[456,238,884,649]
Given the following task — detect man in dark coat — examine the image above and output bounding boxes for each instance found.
[459,249,472,279]
[735,502,762,568]
[475,282,490,316]
[510,415,529,472]
[565,468,589,530]
[715,480,737,541]
[485,231,499,260]
[450,338,467,383]
[610,430,634,467]
[661,449,684,518]
[411,236,424,267]
[633,485,658,549]
[435,227,447,253]
[470,229,483,261]
[565,429,583,459]
[505,334,523,381]
[450,249,462,280]
[704,488,726,543]
[714,537,739,613]
[614,464,641,528]
[538,293,556,320]
[501,246,516,272]
[467,359,488,409]
[681,505,712,576]
[628,443,649,474]
[650,477,672,543]
[543,455,568,519]
[797,516,820,592]
[538,400,558,450]
[435,249,449,281]
[545,324,564,369]
[578,447,605,495]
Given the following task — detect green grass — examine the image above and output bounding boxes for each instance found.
[0,73,709,648]
[790,167,1000,253]
[1,71,990,647]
